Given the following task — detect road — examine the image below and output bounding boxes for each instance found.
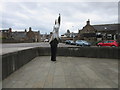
[1,42,78,55]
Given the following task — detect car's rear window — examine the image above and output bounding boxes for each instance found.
[108,41,114,43]
[104,41,109,43]
[117,41,120,43]
[104,41,114,43]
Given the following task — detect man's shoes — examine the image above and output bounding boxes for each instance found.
[51,60,57,63]
[53,61,57,63]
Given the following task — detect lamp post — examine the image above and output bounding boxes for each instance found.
[71,26,75,41]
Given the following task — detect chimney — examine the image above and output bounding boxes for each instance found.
[87,19,90,25]
[50,32,53,34]
[25,29,27,32]
[38,30,40,33]
[29,27,32,31]
[9,28,12,32]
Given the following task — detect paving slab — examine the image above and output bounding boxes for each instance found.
[2,56,118,88]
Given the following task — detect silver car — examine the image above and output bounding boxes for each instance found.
[75,40,91,46]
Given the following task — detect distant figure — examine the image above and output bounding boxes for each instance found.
[49,14,61,62]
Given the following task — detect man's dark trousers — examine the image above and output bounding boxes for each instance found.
[50,38,58,61]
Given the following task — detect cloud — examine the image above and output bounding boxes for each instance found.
[1,0,119,2]
[1,2,118,35]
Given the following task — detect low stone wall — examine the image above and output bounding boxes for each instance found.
[38,47,119,59]
[2,48,38,80]
[58,47,119,59]
[2,47,119,80]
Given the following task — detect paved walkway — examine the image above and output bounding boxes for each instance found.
[3,56,118,88]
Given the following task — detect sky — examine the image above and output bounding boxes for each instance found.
[0,0,119,35]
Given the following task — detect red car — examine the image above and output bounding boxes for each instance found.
[97,40,120,47]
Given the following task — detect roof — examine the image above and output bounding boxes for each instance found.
[92,24,119,31]
[12,32,26,38]
[0,29,10,32]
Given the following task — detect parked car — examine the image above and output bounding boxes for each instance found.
[65,40,71,44]
[44,39,49,42]
[95,40,103,46]
[75,40,91,46]
[97,40,120,47]
[65,40,76,45]
[69,40,76,45]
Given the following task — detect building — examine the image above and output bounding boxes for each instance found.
[78,20,119,42]
[61,29,78,42]
[40,32,52,42]
[78,20,97,42]
[0,28,12,39]
[12,30,27,42]
[26,27,41,42]
[61,20,119,43]
[1,27,41,43]
[93,24,119,41]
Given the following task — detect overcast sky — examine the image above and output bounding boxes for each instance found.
[0,1,119,35]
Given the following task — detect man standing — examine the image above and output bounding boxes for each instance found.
[49,14,61,62]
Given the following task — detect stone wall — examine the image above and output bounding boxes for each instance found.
[2,48,38,80]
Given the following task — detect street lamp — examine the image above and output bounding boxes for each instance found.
[71,26,75,41]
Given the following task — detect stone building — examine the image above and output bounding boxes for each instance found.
[78,20,97,42]
[26,27,41,42]
[78,20,119,42]
[12,30,27,42]
[93,24,119,41]
[0,28,12,39]
[1,27,41,43]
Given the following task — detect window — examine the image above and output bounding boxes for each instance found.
[108,41,114,43]
[104,41,113,43]
[104,41,109,43]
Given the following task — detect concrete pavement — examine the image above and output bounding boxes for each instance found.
[3,56,118,88]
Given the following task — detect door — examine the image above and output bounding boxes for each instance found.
[103,41,109,46]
